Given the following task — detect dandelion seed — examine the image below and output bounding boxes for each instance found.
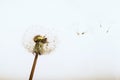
[76,32,86,36]
[100,24,102,28]
[81,32,85,35]
[76,32,80,36]
[106,26,111,33]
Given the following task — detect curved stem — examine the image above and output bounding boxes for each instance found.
[29,53,39,80]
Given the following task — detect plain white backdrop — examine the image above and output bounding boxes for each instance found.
[0,0,120,79]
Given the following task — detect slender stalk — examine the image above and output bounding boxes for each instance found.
[29,53,39,80]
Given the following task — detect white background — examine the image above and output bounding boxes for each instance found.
[0,0,120,80]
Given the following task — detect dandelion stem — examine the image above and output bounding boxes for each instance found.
[29,53,39,80]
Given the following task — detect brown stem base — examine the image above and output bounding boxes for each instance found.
[29,53,39,80]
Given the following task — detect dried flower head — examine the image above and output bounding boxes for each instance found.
[23,25,57,55]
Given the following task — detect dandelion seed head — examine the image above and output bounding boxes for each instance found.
[23,25,57,55]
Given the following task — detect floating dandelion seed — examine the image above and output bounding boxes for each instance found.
[76,32,86,36]
[100,24,102,28]
[23,25,57,80]
[106,26,111,33]
[76,32,80,36]
[81,32,85,35]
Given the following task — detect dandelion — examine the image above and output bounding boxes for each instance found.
[23,25,57,80]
